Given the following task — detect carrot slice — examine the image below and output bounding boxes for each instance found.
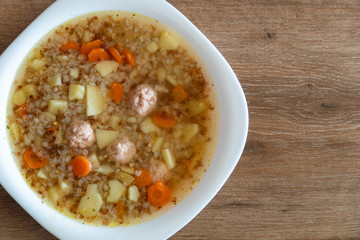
[71,156,91,177]
[109,47,124,64]
[109,82,124,103]
[16,103,27,118]
[152,111,176,128]
[116,201,124,217]
[80,39,104,56]
[172,85,188,102]
[134,168,152,188]
[88,48,110,63]
[59,41,80,51]
[147,182,171,207]
[123,49,136,67]
[23,147,47,169]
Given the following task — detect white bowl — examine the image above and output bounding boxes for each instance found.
[0,0,248,239]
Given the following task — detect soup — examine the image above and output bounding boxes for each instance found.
[6,12,218,225]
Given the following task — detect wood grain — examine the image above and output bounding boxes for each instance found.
[2,0,360,239]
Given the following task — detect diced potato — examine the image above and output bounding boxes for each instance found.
[159,31,179,50]
[146,41,158,53]
[49,73,62,86]
[33,48,42,59]
[48,99,68,115]
[128,185,140,202]
[57,180,73,196]
[140,118,160,134]
[182,123,199,142]
[151,137,164,153]
[88,153,100,169]
[86,85,105,116]
[23,84,38,98]
[12,90,26,106]
[166,75,178,86]
[96,164,114,175]
[48,187,60,204]
[95,60,119,77]
[37,168,49,180]
[82,30,94,42]
[109,115,122,130]
[117,172,134,187]
[68,84,85,100]
[107,180,126,203]
[162,148,176,169]
[157,66,167,83]
[78,184,103,217]
[188,100,207,115]
[29,59,46,70]
[57,55,69,62]
[41,112,56,123]
[69,67,80,79]
[95,129,119,149]
[126,117,137,123]
[155,84,169,93]
[9,123,21,143]
[120,166,135,175]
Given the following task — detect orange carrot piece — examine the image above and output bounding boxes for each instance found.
[59,41,80,51]
[134,168,152,188]
[23,147,47,169]
[147,182,171,207]
[80,39,104,56]
[71,156,91,177]
[172,85,188,102]
[123,49,136,67]
[116,201,124,217]
[152,111,176,128]
[109,47,124,64]
[109,82,124,103]
[16,103,27,118]
[88,48,110,63]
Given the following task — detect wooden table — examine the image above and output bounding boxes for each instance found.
[2,0,360,239]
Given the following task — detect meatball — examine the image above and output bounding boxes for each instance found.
[66,120,95,148]
[149,160,171,183]
[129,83,157,116]
[106,136,136,165]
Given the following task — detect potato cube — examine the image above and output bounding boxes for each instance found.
[9,123,21,143]
[48,99,68,115]
[95,60,119,77]
[41,112,56,123]
[88,153,100,169]
[78,184,103,217]
[117,172,134,187]
[23,84,38,98]
[188,100,207,115]
[96,164,114,175]
[107,180,126,203]
[128,185,140,202]
[157,66,167,83]
[37,168,49,180]
[95,129,119,149]
[109,115,122,130]
[182,123,199,142]
[49,74,62,86]
[146,41,158,53]
[159,31,179,50]
[120,166,135,175]
[162,148,176,169]
[151,137,164,153]
[86,85,105,116]
[48,187,60,204]
[68,84,85,100]
[29,59,46,70]
[166,75,178,86]
[57,180,73,196]
[140,118,160,134]
[12,90,26,106]
[32,48,42,59]
[69,67,79,79]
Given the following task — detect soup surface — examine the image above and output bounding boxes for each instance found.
[7,12,218,225]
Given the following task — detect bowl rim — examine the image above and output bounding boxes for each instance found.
[0,0,249,239]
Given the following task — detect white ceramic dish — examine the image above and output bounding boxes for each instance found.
[0,0,248,239]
